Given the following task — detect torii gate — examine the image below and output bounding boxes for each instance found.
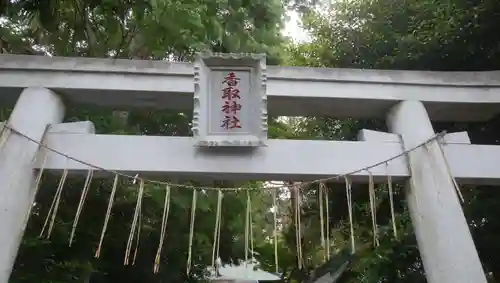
[0,53,499,283]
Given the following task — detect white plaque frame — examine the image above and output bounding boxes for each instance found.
[192,52,268,147]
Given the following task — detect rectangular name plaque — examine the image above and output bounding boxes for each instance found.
[192,52,268,147]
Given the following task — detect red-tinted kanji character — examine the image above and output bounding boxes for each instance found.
[222,87,241,100]
[222,72,240,87]
[221,100,242,114]
[221,115,241,129]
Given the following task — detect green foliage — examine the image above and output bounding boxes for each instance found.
[4,0,500,282]
[284,0,500,282]
[0,0,291,282]
[1,0,288,61]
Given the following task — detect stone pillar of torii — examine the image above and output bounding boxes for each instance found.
[0,53,499,283]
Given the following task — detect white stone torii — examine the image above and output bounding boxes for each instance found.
[0,54,499,283]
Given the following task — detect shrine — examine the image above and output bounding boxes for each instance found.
[0,53,499,283]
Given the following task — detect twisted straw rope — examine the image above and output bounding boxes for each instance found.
[2,124,447,192]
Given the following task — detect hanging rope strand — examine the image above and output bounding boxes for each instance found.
[249,192,255,262]
[154,185,171,273]
[298,186,303,267]
[244,190,251,264]
[22,124,51,232]
[95,174,119,258]
[435,139,465,203]
[40,165,69,238]
[30,124,51,207]
[0,122,12,154]
[272,188,279,274]
[216,197,222,263]
[294,185,303,269]
[69,168,94,246]
[344,176,355,253]
[132,201,142,266]
[186,189,198,275]
[47,167,69,238]
[318,183,326,262]
[33,145,48,186]
[211,190,223,268]
[324,184,330,260]
[385,163,398,240]
[124,179,144,265]
[367,171,379,247]
[293,187,299,269]
[32,150,48,199]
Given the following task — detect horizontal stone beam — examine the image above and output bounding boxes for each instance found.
[443,143,500,186]
[2,55,500,121]
[29,132,500,185]
[39,133,408,183]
